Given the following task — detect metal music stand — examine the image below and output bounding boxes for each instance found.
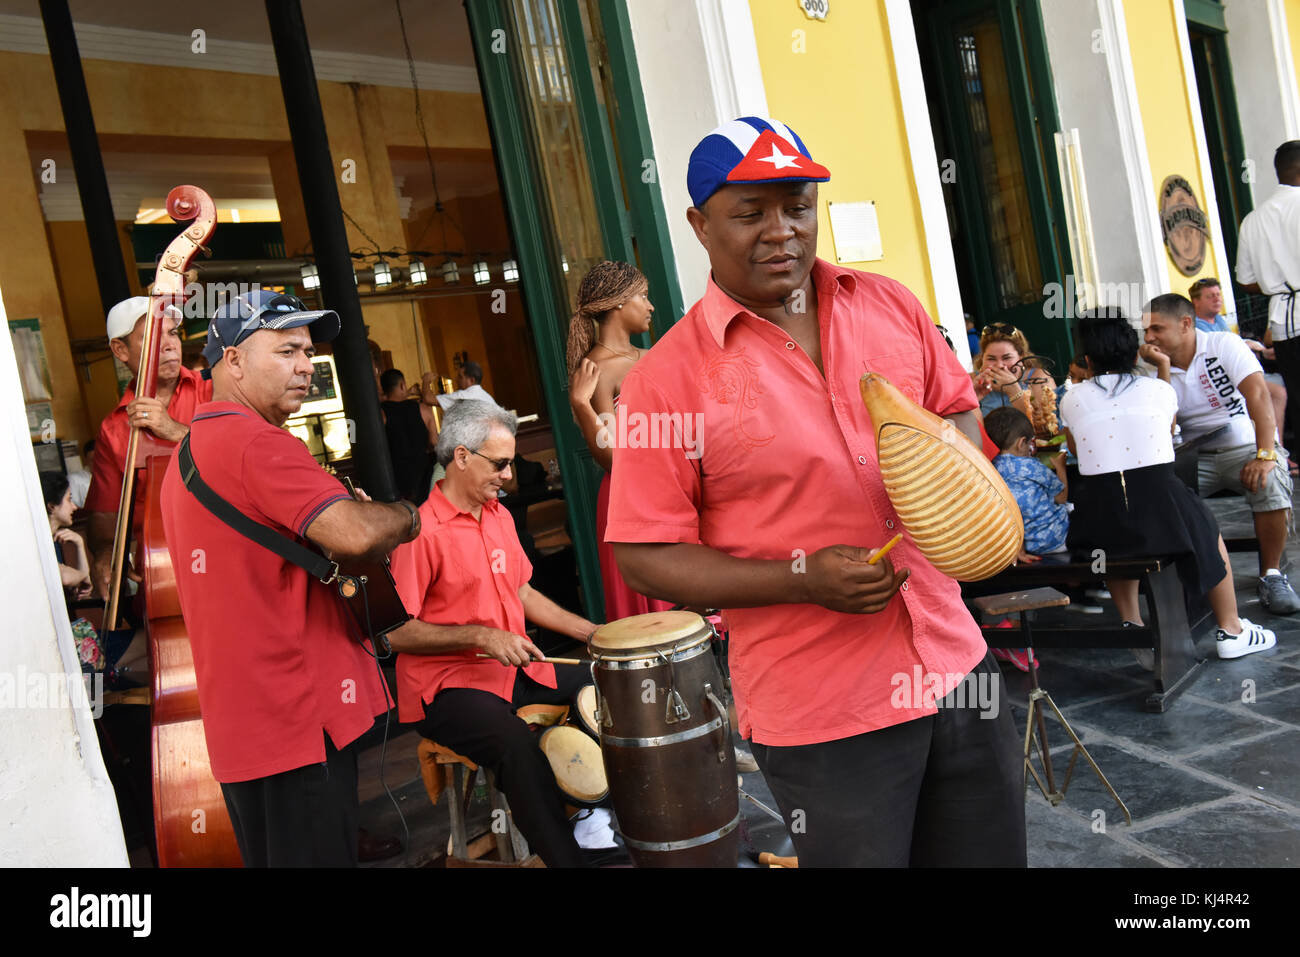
[975,587,1132,826]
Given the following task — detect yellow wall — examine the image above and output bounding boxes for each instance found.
[746,0,938,318]
[1123,0,1223,294]
[1289,0,1300,144]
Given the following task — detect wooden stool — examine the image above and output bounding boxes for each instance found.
[416,703,570,866]
[974,587,1131,825]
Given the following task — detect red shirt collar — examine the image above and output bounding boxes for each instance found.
[427,479,503,521]
[700,258,859,349]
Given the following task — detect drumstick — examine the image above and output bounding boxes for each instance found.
[867,532,903,565]
[475,653,587,666]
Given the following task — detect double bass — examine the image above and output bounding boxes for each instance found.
[103,185,242,866]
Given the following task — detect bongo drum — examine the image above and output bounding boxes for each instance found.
[573,684,600,739]
[539,725,609,808]
[590,611,739,867]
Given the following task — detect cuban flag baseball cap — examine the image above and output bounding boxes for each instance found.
[687,116,831,208]
[202,289,339,369]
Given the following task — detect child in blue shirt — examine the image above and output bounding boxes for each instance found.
[985,407,1070,555]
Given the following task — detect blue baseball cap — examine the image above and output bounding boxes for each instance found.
[687,116,831,208]
[202,290,339,369]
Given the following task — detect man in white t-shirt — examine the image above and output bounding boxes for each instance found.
[1237,141,1300,452]
[1141,293,1299,614]
[1189,276,1288,445]
[434,361,496,411]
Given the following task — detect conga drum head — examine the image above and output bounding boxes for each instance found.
[540,725,608,805]
[591,611,712,661]
[575,684,600,738]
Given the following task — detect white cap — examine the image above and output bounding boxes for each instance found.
[106,296,182,341]
[105,297,150,340]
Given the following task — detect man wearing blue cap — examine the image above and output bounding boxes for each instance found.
[160,290,421,866]
[607,117,1024,866]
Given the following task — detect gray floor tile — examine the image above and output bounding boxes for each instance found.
[1250,687,1300,727]
[1182,655,1300,705]
[1127,797,1300,867]
[1026,740,1231,823]
[1185,727,1300,805]
[1061,690,1276,756]
[1024,793,1165,868]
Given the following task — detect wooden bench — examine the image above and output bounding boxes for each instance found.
[962,553,1206,712]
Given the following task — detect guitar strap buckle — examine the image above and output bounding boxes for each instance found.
[319,561,341,586]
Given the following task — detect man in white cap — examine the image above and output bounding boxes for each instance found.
[86,296,213,596]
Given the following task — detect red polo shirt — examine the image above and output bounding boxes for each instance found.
[606,259,986,747]
[160,402,390,782]
[85,365,213,514]
[389,481,551,723]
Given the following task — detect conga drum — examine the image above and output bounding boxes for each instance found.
[539,724,609,807]
[573,684,600,739]
[590,611,739,867]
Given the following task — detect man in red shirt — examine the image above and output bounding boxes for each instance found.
[388,399,604,867]
[607,117,1024,866]
[87,296,213,596]
[161,290,420,866]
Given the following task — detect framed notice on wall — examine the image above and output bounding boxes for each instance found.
[8,318,52,401]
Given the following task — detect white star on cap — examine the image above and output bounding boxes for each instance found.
[755,142,803,171]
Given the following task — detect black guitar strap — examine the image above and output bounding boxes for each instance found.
[175,432,409,651]
[176,432,339,584]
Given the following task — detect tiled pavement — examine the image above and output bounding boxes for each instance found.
[356,495,1300,868]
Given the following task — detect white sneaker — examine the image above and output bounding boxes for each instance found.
[1216,618,1277,659]
[571,807,617,849]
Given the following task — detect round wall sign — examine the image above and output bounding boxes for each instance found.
[1159,175,1208,276]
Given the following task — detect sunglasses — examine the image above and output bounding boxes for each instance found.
[1189,278,1220,292]
[981,322,1020,336]
[469,449,512,472]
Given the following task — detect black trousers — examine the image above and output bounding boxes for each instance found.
[1273,336,1300,445]
[220,734,361,868]
[750,652,1026,867]
[416,665,591,867]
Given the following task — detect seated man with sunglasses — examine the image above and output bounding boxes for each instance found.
[387,399,613,867]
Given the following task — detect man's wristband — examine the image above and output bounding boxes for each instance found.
[396,499,419,536]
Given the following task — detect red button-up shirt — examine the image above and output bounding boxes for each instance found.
[85,366,213,514]
[160,402,390,782]
[606,259,986,746]
[390,482,552,723]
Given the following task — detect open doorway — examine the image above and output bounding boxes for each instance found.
[912,0,1073,373]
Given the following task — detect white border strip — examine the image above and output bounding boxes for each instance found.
[1268,0,1300,140]
[1172,0,1234,315]
[0,13,479,93]
[1097,0,1167,296]
[696,0,769,123]
[883,0,968,366]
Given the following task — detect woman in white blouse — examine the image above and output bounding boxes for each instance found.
[1061,311,1275,660]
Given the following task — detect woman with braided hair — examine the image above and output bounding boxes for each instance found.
[567,261,673,619]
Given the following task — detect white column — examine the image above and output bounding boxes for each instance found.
[1096,0,1168,298]
[883,0,970,366]
[0,286,128,866]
